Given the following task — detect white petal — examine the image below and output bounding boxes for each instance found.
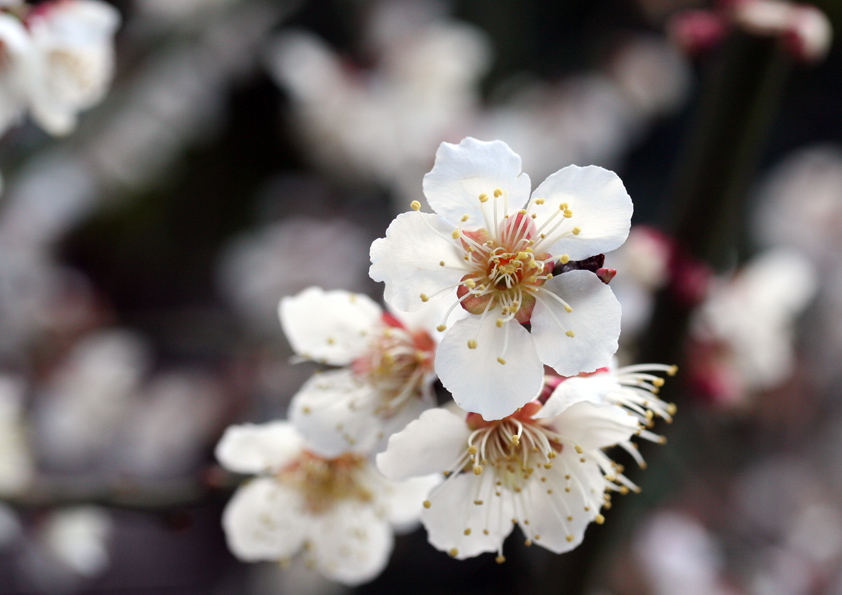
[279,287,382,365]
[551,401,638,450]
[436,314,544,420]
[309,502,393,586]
[531,271,621,377]
[530,165,632,260]
[369,211,466,312]
[377,408,471,481]
[388,289,467,340]
[536,374,618,419]
[422,137,532,228]
[215,422,303,475]
[221,477,307,562]
[520,458,604,553]
[289,369,383,458]
[422,473,516,559]
[377,474,441,532]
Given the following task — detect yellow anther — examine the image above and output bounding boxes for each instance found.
[668,365,679,376]
[495,555,506,564]
[468,446,478,455]
[572,226,581,235]
[420,293,429,302]
[595,514,605,525]
[452,229,461,239]
[436,324,447,332]
[467,339,478,349]
[659,435,668,444]
[474,500,484,505]
[473,465,483,475]
[423,500,431,509]
[574,445,583,454]
[560,254,570,264]
[511,434,520,446]
[560,202,569,210]
[496,319,504,328]
[410,200,421,211]
[546,272,554,280]
[439,260,445,267]
[494,188,503,198]
[479,193,489,203]
[517,251,530,260]
[465,279,476,288]
[449,548,459,557]
[535,198,545,205]
[461,214,469,222]
[531,213,537,219]
[667,403,678,415]
[652,377,665,387]
[497,357,507,365]
[524,539,532,547]
[563,209,573,218]
[566,330,575,338]
[464,528,472,536]
[566,535,574,543]
[519,209,527,215]
[564,305,573,313]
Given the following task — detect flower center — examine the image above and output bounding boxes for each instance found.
[278,451,372,514]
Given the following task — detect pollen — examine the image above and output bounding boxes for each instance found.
[437,324,447,332]
[449,548,459,557]
[464,528,472,536]
[572,226,581,235]
[497,357,507,365]
[563,209,573,218]
[479,193,489,203]
[566,330,575,338]
[473,465,483,475]
[560,254,570,264]
[410,200,421,211]
[467,339,478,349]
[452,229,461,239]
[423,500,431,509]
[535,198,545,205]
[496,318,504,328]
[461,214,469,222]
[595,514,605,525]
[494,188,503,198]
[495,555,506,564]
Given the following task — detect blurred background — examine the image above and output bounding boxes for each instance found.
[1,0,842,593]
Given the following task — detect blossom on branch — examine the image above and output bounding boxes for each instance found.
[370,137,631,419]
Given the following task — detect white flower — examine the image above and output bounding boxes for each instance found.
[0,12,33,136]
[216,421,436,586]
[26,0,120,135]
[690,248,816,400]
[376,388,641,561]
[280,287,446,457]
[370,137,631,419]
[39,507,113,577]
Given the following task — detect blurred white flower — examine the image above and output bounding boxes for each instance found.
[0,11,33,135]
[281,287,443,457]
[216,421,437,585]
[634,511,729,595]
[689,248,816,404]
[0,375,34,497]
[38,507,113,577]
[26,0,120,135]
[217,216,371,334]
[34,330,150,467]
[370,138,628,419]
[377,389,639,561]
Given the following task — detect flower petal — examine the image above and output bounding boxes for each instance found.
[377,408,471,481]
[422,137,532,228]
[529,165,632,260]
[436,314,544,420]
[309,502,394,586]
[531,270,621,377]
[279,287,382,365]
[221,477,307,562]
[289,369,383,457]
[552,401,638,450]
[536,373,618,419]
[421,473,516,559]
[520,457,604,553]
[369,212,466,312]
[215,421,302,475]
[377,474,441,533]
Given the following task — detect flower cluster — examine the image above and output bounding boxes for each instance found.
[0,0,119,137]
[216,137,676,584]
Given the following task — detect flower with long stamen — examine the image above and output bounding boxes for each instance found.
[216,421,437,586]
[370,137,631,419]
[280,287,450,457]
[376,384,641,561]
[542,361,677,469]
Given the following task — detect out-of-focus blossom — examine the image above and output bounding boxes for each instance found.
[689,248,816,405]
[281,287,444,457]
[217,217,371,335]
[37,507,113,577]
[25,0,120,135]
[634,511,730,595]
[116,371,225,478]
[0,375,34,497]
[216,421,437,585]
[605,226,672,343]
[377,386,640,561]
[33,330,150,467]
[0,11,33,134]
[371,138,629,419]
[669,0,832,64]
